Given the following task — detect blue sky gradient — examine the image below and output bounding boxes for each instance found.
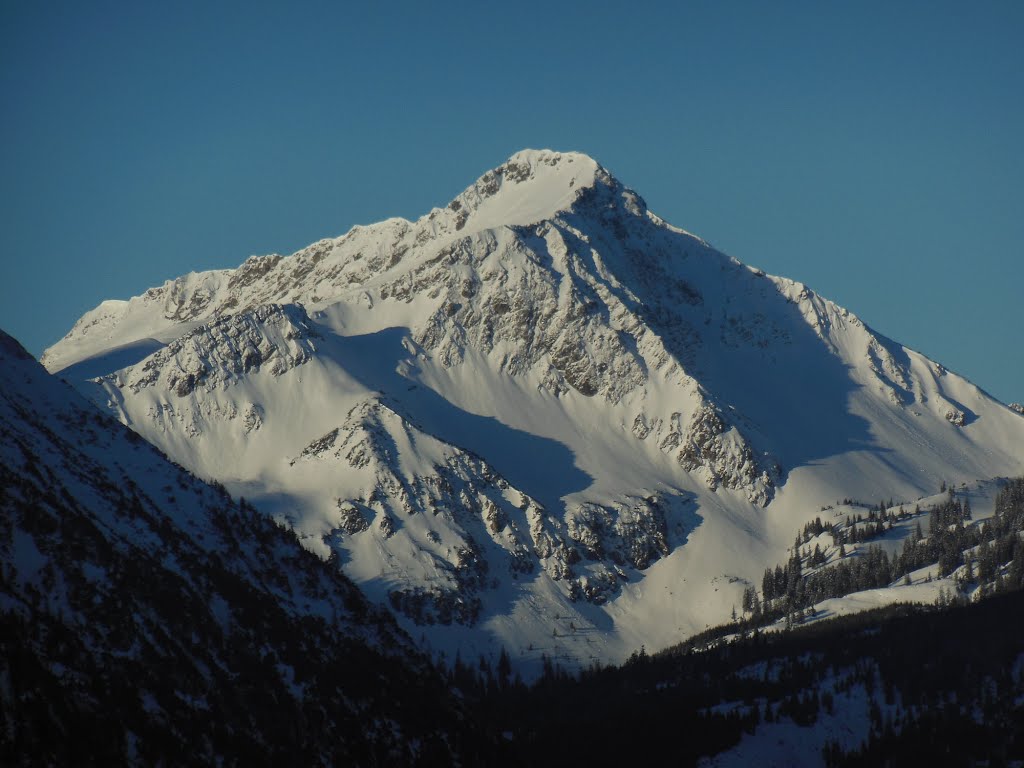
[2,1,1021,402]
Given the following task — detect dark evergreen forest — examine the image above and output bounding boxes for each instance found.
[458,590,1024,766]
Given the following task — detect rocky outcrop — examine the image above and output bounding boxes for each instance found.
[112,303,320,397]
[292,398,683,615]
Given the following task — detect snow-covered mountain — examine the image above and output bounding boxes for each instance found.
[44,149,1024,670]
[0,330,499,763]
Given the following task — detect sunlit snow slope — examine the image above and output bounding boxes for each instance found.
[44,149,1024,670]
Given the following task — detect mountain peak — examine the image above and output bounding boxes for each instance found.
[441,148,611,232]
[505,147,600,172]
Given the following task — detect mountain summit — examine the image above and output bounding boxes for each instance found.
[442,148,605,230]
[44,150,1024,669]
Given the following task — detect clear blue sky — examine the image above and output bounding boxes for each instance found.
[2,1,1021,403]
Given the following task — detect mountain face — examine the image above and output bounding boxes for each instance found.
[43,149,1024,670]
[0,331,502,764]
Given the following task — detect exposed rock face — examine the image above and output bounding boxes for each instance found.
[411,226,649,403]
[673,405,777,505]
[946,408,967,427]
[114,303,319,397]
[291,397,683,618]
